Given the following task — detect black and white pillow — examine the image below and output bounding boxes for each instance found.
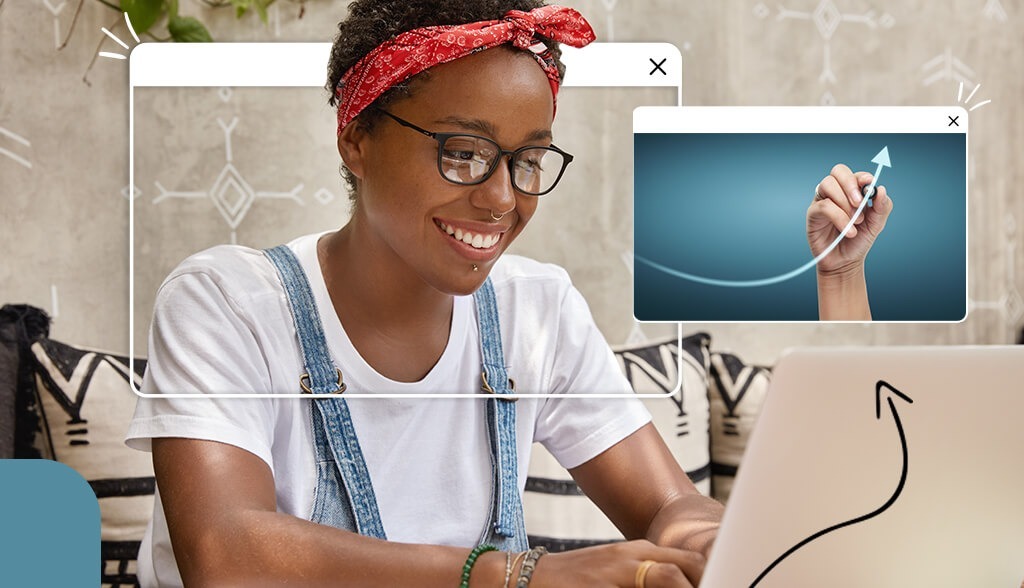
[708,351,771,503]
[29,339,153,588]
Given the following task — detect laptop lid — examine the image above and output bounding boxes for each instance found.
[701,346,1024,588]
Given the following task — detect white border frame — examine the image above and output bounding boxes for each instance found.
[129,42,685,398]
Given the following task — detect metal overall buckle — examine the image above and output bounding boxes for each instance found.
[299,368,347,395]
[481,371,516,401]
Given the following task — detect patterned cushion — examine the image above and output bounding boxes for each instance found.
[524,333,713,550]
[29,339,152,588]
[708,351,771,503]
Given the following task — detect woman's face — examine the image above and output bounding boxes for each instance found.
[343,47,556,296]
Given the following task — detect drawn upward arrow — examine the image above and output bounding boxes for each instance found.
[749,380,913,587]
[863,146,891,207]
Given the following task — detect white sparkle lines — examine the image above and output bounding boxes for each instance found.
[101,26,129,50]
[0,126,32,169]
[957,81,992,112]
[99,12,139,60]
[124,10,140,43]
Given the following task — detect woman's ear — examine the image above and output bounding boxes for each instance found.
[337,121,369,180]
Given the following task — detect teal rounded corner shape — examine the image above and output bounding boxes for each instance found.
[0,460,100,587]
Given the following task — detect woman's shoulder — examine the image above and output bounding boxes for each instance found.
[162,244,280,295]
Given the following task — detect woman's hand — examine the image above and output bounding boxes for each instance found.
[530,540,705,588]
[806,163,893,276]
[561,423,723,587]
[807,164,894,319]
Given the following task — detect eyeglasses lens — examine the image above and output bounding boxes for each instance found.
[440,136,565,195]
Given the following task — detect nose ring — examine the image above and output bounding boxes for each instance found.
[490,209,509,221]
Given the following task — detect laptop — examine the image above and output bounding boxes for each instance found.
[701,346,1024,587]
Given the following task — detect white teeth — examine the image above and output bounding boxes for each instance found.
[440,222,500,249]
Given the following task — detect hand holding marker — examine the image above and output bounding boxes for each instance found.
[635,147,893,288]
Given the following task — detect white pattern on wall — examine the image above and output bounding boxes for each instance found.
[983,0,1008,22]
[40,0,66,49]
[969,221,1022,338]
[151,114,306,244]
[312,188,337,205]
[753,0,895,104]
[600,0,617,41]
[921,48,975,87]
[121,184,141,201]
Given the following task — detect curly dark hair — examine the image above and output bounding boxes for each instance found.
[326,0,566,197]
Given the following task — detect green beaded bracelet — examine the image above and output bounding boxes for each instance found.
[460,544,497,588]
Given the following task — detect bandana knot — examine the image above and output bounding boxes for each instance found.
[502,10,540,50]
[334,5,596,135]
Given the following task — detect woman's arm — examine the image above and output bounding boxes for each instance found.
[566,423,724,575]
[153,437,510,588]
[807,164,894,320]
[156,434,709,587]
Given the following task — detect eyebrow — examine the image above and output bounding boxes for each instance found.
[433,115,553,144]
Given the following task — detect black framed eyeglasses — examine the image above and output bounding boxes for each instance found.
[375,109,573,196]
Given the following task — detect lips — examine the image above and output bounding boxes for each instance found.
[436,220,503,250]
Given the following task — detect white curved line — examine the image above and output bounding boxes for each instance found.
[636,176,877,288]
[124,11,141,44]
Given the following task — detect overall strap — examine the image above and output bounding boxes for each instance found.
[474,278,524,543]
[263,245,387,539]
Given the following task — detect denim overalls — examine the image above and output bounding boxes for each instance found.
[264,245,528,550]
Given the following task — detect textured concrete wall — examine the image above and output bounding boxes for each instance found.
[1,0,1021,365]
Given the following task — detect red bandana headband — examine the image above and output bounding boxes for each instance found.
[334,5,596,135]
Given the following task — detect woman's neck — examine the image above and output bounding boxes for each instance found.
[317,219,454,382]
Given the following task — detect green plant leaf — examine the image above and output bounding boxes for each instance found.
[120,0,163,34]
[168,15,213,42]
[231,0,252,19]
[254,0,272,24]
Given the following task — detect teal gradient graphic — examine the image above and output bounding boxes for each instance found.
[0,460,100,586]
[634,133,967,321]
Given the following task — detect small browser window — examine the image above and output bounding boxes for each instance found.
[633,106,968,323]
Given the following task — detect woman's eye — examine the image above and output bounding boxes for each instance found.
[516,158,543,173]
[442,149,476,161]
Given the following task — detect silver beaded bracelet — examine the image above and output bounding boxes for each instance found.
[515,546,548,588]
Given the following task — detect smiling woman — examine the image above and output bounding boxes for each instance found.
[125,2,723,587]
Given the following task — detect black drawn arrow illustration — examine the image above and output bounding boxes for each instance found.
[749,380,913,587]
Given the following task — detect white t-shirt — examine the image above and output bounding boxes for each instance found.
[126,233,650,587]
